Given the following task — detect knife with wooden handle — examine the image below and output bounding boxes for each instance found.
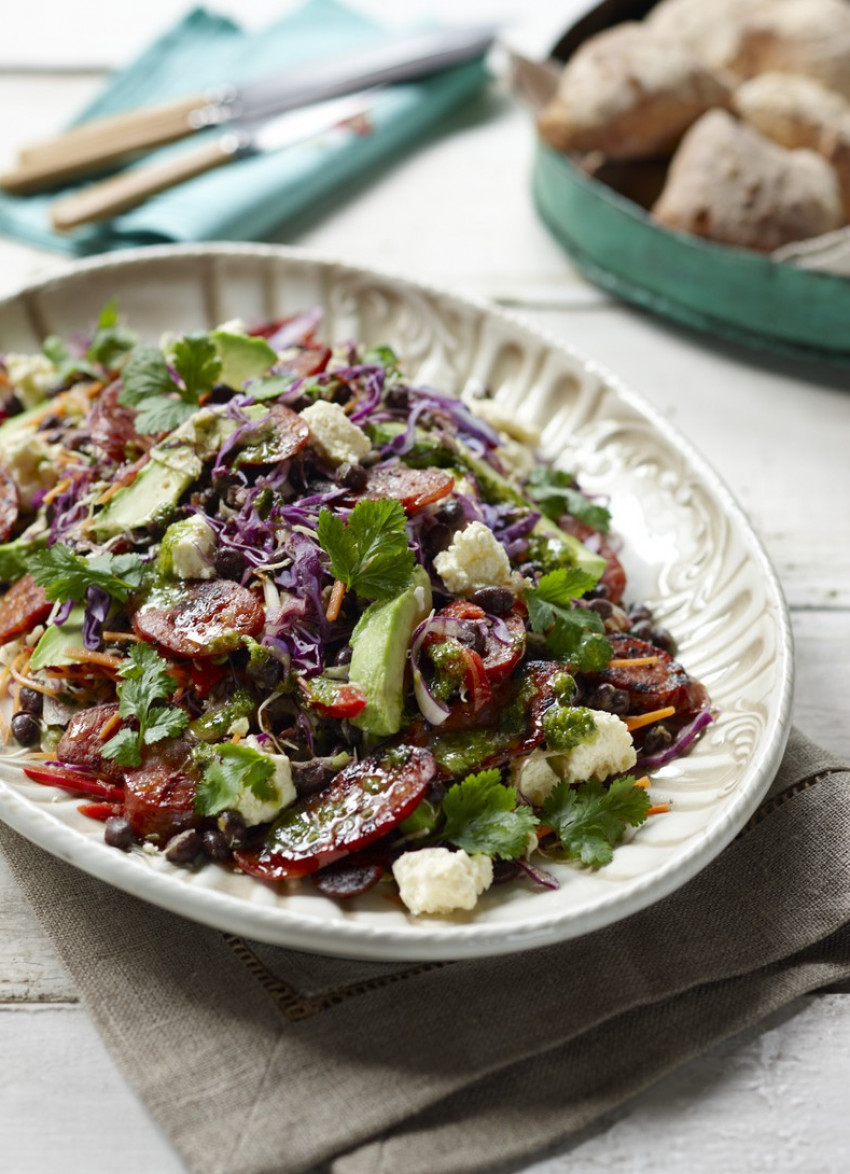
[49,92,378,232]
[1,23,495,195]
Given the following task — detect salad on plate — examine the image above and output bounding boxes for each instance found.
[0,304,712,918]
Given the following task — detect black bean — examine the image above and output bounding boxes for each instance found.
[471,586,514,615]
[218,810,250,850]
[591,683,630,715]
[337,462,368,490]
[586,582,609,600]
[164,829,203,866]
[650,626,677,655]
[292,759,336,797]
[642,724,673,755]
[423,522,452,555]
[11,713,40,747]
[104,816,134,852]
[492,859,522,885]
[455,620,486,654]
[385,387,409,409]
[247,654,282,692]
[17,687,43,716]
[628,603,654,623]
[436,499,464,526]
[334,644,353,666]
[214,546,247,581]
[630,619,654,642]
[587,598,614,619]
[201,827,231,862]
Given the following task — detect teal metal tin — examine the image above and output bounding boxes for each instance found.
[533,141,850,365]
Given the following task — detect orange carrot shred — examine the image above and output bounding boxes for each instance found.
[326,579,346,623]
[98,712,122,742]
[625,706,676,732]
[65,648,125,671]
[647,803,670,817]
[634,776,651,789]
[608,656,660,668]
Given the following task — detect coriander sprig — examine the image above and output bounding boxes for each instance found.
[541,776,651,868]
[28,544,145,605]
[101,642,188,767]
[441,768,539,860]
[317,498,415,602]
[524,567,612,671]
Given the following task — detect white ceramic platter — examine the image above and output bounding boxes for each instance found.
[0,244,793,961]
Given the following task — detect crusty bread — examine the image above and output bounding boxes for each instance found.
[733,73,850,218]
[651,0,850,99]
[537,22,731,160]
[652,108,843,250]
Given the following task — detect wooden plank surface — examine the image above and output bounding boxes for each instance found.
[1,54,849,1174]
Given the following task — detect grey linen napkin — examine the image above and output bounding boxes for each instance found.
[2,727,849,1174]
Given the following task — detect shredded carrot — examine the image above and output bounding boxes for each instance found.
[84,381,104,399]
[65,648,125,671]
[647,803,670,817]
[41,477,72,507]
[101,630,139,643]
[608,656,660,669]
[625,706,676,732]
[326,579,346,623]
[98,711,122,742]
[633,776,651,789]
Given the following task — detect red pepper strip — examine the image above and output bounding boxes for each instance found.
[23,766,124,803]
[459,647,493,712]
[77,801,121,823]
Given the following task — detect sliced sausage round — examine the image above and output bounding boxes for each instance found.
[235,403,310,466]
[132,580,264,658]
[364,464,454,513]
[581,633,709,718]
[123,738,198,841]
[0,575,52,645]
[235,744,436,880]
[56,703,126,784]
[88,382,144,462]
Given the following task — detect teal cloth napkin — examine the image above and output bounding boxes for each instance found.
[0,1,489,255]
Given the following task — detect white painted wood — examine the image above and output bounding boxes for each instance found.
[3,997,850,1174]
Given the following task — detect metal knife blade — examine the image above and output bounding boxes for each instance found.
[49,91,381,232]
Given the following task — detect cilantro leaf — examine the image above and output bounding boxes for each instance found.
[171,334,221,399]
[317,499,415,600]
[541,776,651,869]
[442,768,539,860]
[119,335,221,434]
[524,568,612,671]
[86,301,136,369]
[28,545,145,605]
[195,742,277,818]
[525,467,611,533]
[41,334,99,388]
[102,642,187,767]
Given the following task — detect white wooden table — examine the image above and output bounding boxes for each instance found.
[2,8,850,1170]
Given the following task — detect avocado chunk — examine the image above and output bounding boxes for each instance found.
[528,516,607,580]
[349,566,432,738]
[211,330,277,389]
[29,608,86,670]
[0,534,47,584]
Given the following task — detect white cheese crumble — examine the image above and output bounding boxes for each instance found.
[235,737,296,826]
[510,751,560,807]
[392,848,493,916]
[4,353,57,408]
[433,521,514,596]
[215,318,247,335]
[163,515,217,580]
[300,400,371,466]
[552,711,637,785]
[1,428,61,509]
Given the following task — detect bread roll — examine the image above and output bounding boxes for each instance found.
[733,73,850,218]
[647,0,764,73]
[652,108,843,250]
[537,22,730,160]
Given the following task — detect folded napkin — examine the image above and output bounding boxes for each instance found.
[0,1,489,256]
[2,727,849,1174]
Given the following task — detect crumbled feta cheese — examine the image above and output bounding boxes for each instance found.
[4,352,57,408]
[510,751,560,806]
[462,392,542,448]
[552,711,637,785]
[434,521,514,596]
[215,318,247,335]
[235,737,296,826]
[1,428,61,509]
[300,400,371,465]
[162,515,217,580]
[227,717,250,737]
[393,848,493,916]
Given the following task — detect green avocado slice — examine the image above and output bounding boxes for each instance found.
[348,566,432,738]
